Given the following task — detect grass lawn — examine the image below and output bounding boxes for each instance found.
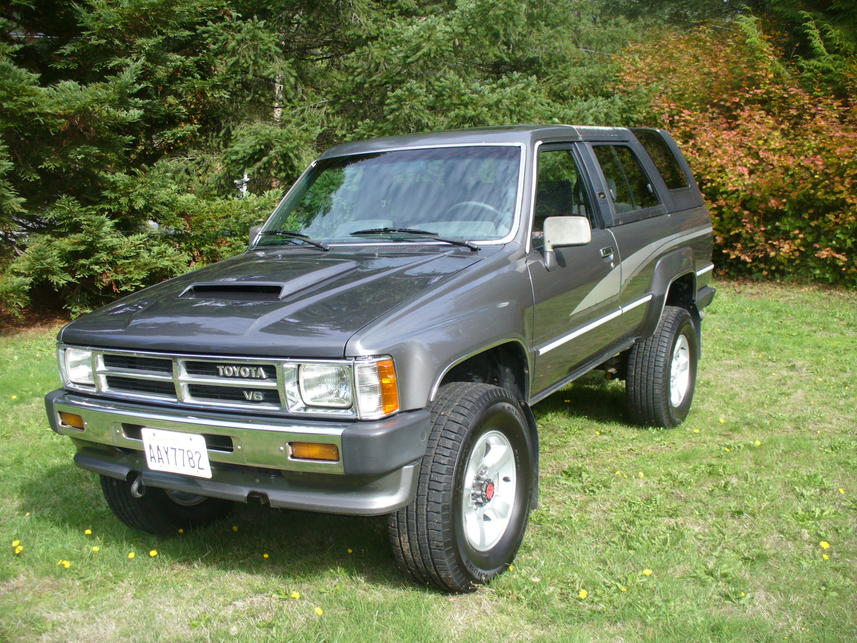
[1,281,854,642]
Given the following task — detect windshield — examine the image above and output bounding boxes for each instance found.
[256,146,521,246]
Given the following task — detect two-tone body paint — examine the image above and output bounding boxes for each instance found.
[58,124,714,418]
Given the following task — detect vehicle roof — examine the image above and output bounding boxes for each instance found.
[318,125,637,158]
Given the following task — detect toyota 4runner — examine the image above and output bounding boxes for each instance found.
[45,125,716,592]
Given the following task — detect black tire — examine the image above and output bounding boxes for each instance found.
[100,476,233,536]
[626,304,698,427]
[388,382,534,593]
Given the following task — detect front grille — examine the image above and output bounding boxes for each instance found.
[87,349,288,413]
[106,376,176,397]
[70,347,357,417]
[183,360,277,381]
[188,384,279,405]
[103,354,172,373]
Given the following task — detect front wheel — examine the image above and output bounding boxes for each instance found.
[388,382,534,592]
[626,305,699,427]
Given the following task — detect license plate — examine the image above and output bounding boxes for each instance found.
[140,428,212,479]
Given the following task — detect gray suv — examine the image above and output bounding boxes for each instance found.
[45,125,715,592]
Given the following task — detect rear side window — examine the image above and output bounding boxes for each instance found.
[635,130,690,189]
[593,144,660,214]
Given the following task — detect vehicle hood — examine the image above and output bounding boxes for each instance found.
[60,247,484,357]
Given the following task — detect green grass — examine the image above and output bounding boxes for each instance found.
[1,281,855,642]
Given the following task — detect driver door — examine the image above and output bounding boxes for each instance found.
[527,144,622,396]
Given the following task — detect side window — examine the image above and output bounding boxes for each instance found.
[635,130,690,189]
[593,145,660,214]
[532,149,592,245]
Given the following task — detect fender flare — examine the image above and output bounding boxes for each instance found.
[639,247,697,339]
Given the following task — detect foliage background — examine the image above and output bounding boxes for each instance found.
[1,0,855,315]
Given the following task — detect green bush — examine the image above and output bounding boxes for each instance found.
[1,198,189,317]
[175,191,280,265]
[0,191,280,317]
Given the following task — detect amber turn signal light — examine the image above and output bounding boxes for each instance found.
[376,359,399,415]
[289,442,340,462]
[59,412,85,429]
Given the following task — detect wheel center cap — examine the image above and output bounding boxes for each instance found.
[471,476,497,505]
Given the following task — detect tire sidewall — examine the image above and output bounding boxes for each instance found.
[665,312,698,425]
[451,397,532,580]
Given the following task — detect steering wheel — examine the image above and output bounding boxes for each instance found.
[443,201,502,222]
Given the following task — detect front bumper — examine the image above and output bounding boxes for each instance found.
[45,389,429,515]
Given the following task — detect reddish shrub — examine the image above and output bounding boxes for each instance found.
[619,20,856,285]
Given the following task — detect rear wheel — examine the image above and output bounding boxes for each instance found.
[388,382,534,592]
[100,475,233,536]
[626,305,698,427]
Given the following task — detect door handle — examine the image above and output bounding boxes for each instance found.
[600,247,614,258]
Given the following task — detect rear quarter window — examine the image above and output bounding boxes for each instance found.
[634,130,690,190]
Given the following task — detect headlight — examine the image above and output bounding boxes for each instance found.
[298,364,352,408]
[283,358,399,419]
[62,347,95,387]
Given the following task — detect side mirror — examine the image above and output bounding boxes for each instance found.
[249,225,262,246]
[543,216,591,269]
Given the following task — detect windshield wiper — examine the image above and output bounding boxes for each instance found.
[259,230,330,251]
[350,227,479,251]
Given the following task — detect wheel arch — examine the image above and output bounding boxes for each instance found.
[639,248,699,339]
[430,340,531,403]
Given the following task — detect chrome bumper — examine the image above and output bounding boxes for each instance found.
[45,390,429,515]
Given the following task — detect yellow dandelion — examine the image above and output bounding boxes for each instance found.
[740,592,746,597]
[614,470,622,476]
[578,589,588,600]
[314,607,324,616]
[838,488,845,494]
[723,447,730,452]
[290,591,301,600]
[346,548,353,554]
[148,549,158,557]
[84,529,92,535]
[753,440,761,446]
[619,585,627,592]
[91,546,100,553]
[11,540,20,547]
[719,417,725,424]
[14,545,23,555]
[692,429,700,434]
[508,564,515,571]
[57,560,71,569]
[263,553,269,559]
[642,569,653,576]
[820,541,830,550]
[231,525,239,532]
[177,528,184,534]
[127,552,136,559]
[10,395,17,400]
[822,554,830,561]
[638,472,644,478]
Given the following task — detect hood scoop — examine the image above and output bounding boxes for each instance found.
[178,261,361,302]
[180,282,284,301]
